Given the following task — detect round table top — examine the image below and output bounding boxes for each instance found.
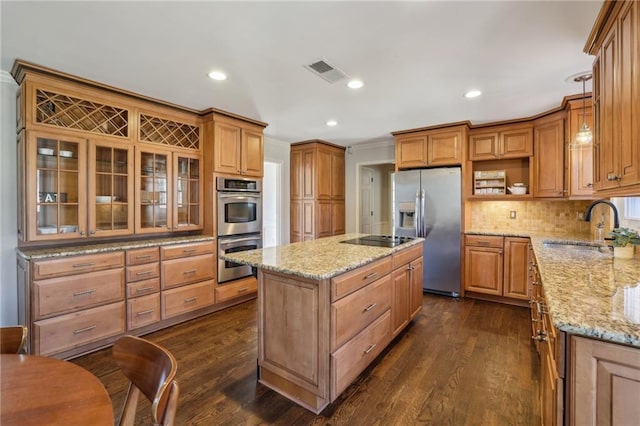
[0,354,114,426]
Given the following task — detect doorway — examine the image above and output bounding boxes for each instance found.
[357,163,395,234]
[262,161,281,248]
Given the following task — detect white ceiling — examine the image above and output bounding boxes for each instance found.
[1,1,603,147]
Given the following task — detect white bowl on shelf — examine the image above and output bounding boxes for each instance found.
[96,196,117,203]
[507,186,528,195]
[38,226,57,234]
[59,150,73,158]
[38,148,54,156]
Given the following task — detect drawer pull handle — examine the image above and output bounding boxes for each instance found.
[137,309,154,316]
[136,271,154,276]
[363,272,378,280]
[476,241,490,245]
[364,344,377,355]
[73,325,96,334]
[184,269,197,275]
[407,265,415,271]
[182,249,197,253]
[237,288,249,293]
[135,286,155,293]
[73,262,95,268]
[135,255,153,260]
[73,289,96,297]
[363,303,377,312]
[184,296,198,303]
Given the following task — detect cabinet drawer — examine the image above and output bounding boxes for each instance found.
[126,262,160,283]
[215,278,257,303]
[161,253,215,289]
[127,278,160,298]
[32,251,125,280]
[33,268,125,320]
[331,310,391,399]
[464,235,504,248]
[33,301,125,356]
[127,293,160,330]
[331,274,391,350]
[161,241,214,260]
[162,280,214,319]
[126,247,159,265]
[392,244,423,269]
[331,256,392,301]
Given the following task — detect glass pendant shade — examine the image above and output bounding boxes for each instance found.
[575,122,593,145]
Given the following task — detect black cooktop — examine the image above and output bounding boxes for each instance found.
[341,235,415,248]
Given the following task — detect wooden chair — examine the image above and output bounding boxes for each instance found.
[0,325,28,354]
[112,335,179,426]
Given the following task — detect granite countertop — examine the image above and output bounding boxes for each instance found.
[17,235,215,260]
[466,229,640,348]
[221,233,424,280]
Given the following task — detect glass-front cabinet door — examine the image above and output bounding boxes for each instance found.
[174,153,203,231]
[28,132,87,240]
[89,141,134,236]
[135,147,172,233]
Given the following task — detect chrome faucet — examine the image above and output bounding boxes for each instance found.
[583,199,620,229]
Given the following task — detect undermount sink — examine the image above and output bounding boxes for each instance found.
[542,241,610,253]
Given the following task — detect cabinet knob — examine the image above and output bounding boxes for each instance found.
[607,174,621,181]
[80,230,85,236]
[89,229,96,235]
[587,183,593,188]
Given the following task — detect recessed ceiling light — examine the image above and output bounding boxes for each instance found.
[208,71,227,81]
[326,120,338,127]
[347,79,364,89]
[464,90,482,98]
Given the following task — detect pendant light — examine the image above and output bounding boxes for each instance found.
[573,73,593,145]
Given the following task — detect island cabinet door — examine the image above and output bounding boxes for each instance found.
[257,270,331,413]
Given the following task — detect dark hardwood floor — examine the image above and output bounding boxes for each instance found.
[73,295,540,425]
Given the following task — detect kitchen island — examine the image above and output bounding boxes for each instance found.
[222,234,424,413]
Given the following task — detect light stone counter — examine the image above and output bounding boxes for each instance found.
[17,235,215,260]
[221,233,424,280]
[466,230,640,348]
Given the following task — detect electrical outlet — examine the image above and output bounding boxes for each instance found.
[510,211,517,219]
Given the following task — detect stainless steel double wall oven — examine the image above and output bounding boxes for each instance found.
[216,177,262,283]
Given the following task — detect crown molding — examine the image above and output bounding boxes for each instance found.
[349,139,394,151]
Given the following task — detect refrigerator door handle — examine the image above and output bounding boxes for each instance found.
[419,189,426,237]
[414,189,421,237]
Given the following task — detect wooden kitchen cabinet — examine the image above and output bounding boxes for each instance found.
[393,125,465,170]
[212,117,264,177]
[290,140,345,242]
[391,244,424,336]
[135,146,203,234]
[565,98,595,199]
[464,235,530,304]
[533,114,565,198]
[569,336,640,426]
[125,247,160,330]
[586,0,640,194]
[469,124,533,161]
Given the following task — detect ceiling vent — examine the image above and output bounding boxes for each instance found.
[304,58,348,83]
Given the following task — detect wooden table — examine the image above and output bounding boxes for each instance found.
[0,354,114,425]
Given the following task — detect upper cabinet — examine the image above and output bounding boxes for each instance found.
[533,113,565,198]
[469,125,533,161]
[12,61,216,245]
[393,125,465,170]
[211,116,265,178]
[585,0,640,195]
[565,98,595,199]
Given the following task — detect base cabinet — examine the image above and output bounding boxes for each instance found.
[569,336,640,426]
[257,243,422,414]
[464,235,530,303]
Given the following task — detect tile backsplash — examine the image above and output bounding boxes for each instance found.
[466,200,607,236]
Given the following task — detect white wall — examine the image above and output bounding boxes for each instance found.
[345,140,395,233]
[1,71,18,325]
[263,137,291,244]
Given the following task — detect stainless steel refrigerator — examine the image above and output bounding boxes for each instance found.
[392,167,461,297]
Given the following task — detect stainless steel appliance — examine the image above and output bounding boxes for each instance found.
[217,177,262,236]
[217,233,262,283]
[392,167,461,297]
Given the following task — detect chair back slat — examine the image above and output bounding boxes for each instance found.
[0,326,28,354]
